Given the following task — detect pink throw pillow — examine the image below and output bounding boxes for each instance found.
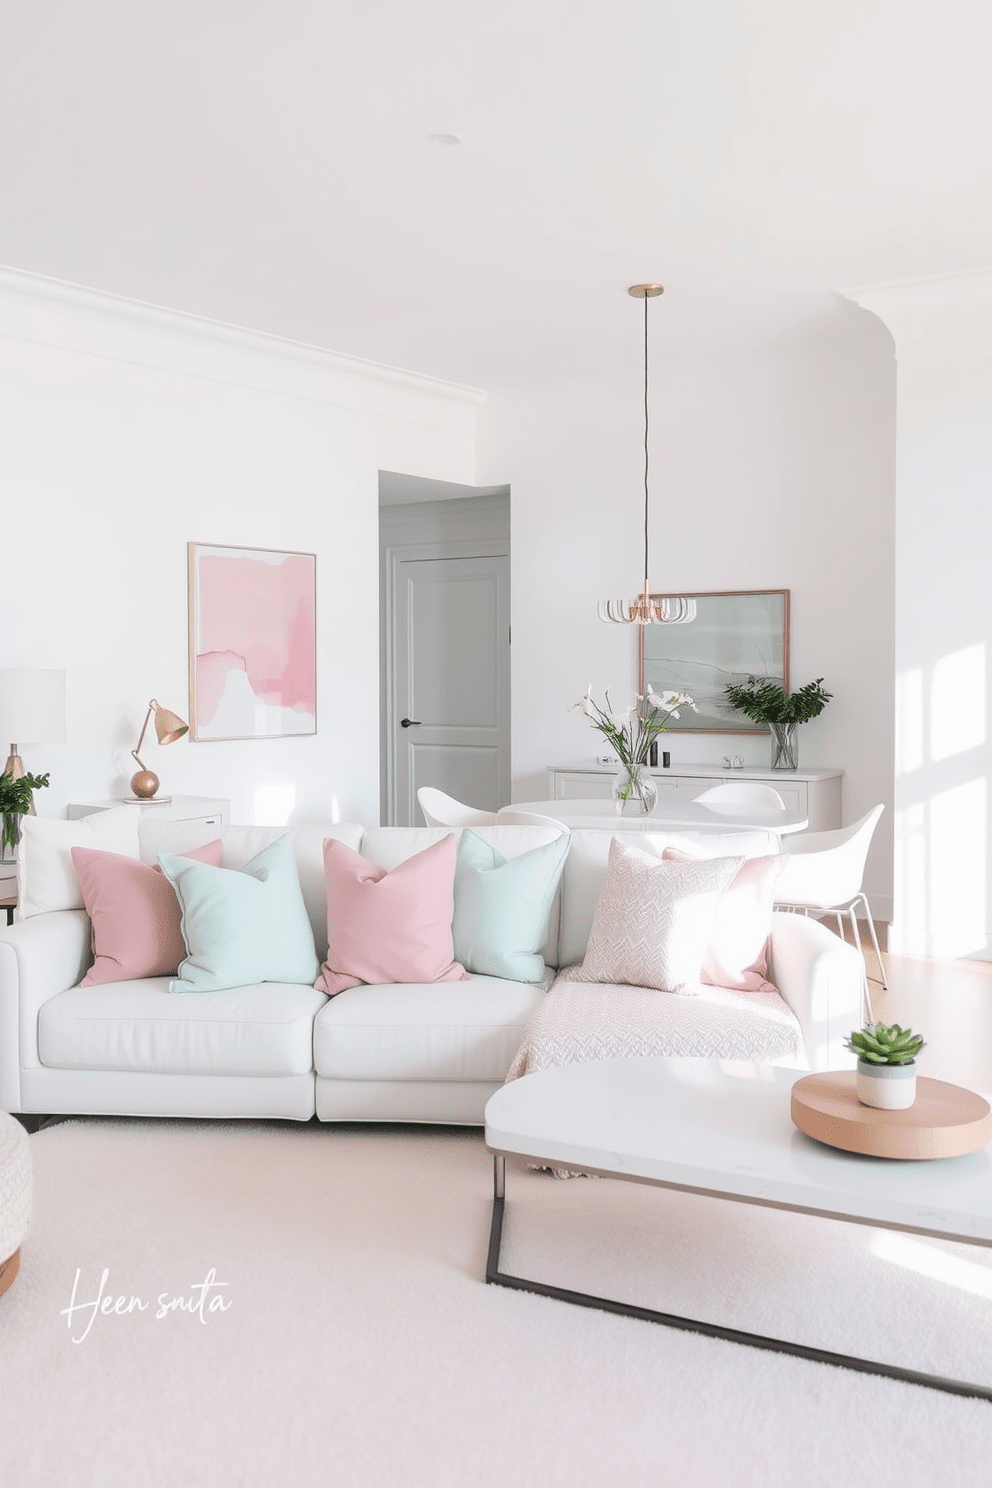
[72,841,224,986]
[663,847,787,993]
[316,834,469,996]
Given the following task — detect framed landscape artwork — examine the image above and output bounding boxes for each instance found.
[188,543,317,741]
[639,589,790,733]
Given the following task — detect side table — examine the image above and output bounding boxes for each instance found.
[0,862,16,927]
[67,795,229,827]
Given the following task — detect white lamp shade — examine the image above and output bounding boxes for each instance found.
[0,669,67,744]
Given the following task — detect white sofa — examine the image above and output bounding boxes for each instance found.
[0,820,864,1125]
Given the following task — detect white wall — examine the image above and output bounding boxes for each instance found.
[0,269,480,828]
[478,299,897,915]
[851,272,992,957]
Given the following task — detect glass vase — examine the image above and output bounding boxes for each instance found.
[612,764,658,817]
[770,721,798,771]
[0,811,21,863]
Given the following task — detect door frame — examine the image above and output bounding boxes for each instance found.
[383,537,510,826]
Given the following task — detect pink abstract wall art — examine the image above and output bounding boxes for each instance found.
[189,544,317,740]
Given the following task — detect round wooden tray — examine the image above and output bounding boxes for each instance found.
[0,1249,20,1300]
[791,1072,992,1159]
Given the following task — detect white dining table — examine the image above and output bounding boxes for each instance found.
[499,796,808,839]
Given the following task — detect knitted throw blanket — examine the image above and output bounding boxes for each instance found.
[506,970,804,1083]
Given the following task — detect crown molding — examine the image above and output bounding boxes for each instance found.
[841,267,992,321]
[0,264,485,425]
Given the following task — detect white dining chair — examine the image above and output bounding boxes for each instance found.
[496,809,569,830]
[416,787,499,828]
[773,804,887,1011]
[694,782,787,811]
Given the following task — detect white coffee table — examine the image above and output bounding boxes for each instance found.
[484,1057,992,1402]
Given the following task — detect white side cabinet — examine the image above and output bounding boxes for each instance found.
[547,765,842,832]
[67,795,230,828]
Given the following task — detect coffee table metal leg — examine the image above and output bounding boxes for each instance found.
[485,1154,992,1403]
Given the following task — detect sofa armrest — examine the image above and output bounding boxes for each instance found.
[767,911,862,1072]
[0,910,91,1109]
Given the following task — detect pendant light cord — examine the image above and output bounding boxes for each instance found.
[642,288,650,590]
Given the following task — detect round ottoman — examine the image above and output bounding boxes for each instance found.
[0,1112,31,1298]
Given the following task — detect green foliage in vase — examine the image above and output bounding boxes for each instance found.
[0,770,50,855]
[844,1023,926,1066]
[723,676,832,727]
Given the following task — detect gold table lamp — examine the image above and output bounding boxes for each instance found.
[128,699,189,801]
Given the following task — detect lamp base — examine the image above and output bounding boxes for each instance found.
[129,769,160,800]
[123,795,173,805]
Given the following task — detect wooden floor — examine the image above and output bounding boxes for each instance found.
[845,923,992,1095]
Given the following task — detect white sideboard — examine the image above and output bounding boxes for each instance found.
[67,795,230,828]
[547,764,842,832]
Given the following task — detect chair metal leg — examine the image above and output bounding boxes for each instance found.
[847,908,875,1024]
[858,893,888,990]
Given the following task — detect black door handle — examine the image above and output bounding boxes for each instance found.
[400,717,422,728]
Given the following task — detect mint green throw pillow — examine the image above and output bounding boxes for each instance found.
[159,836,319,993]
[452,830,570,984]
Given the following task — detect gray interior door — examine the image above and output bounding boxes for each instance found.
[388,549,510,826]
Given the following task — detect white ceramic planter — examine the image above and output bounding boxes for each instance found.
[855,1060,917,1110]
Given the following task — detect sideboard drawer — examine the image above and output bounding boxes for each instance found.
[551,772,614,800]
[770,783,806,816]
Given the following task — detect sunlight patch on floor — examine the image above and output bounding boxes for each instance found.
[871,1230,992,1302]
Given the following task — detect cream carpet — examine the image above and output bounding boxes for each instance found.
[2,1118,992,1487]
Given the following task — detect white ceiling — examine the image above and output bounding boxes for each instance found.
[1,0,989,388]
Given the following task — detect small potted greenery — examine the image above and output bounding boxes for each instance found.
[0,771,50,861]
[844,1022,926,1110]
[722,676,832,770]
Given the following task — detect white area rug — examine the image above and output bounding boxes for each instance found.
[2,1118,992,1487]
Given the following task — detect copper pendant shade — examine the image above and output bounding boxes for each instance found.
[598,284,696,626]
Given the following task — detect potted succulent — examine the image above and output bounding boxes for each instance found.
[844,1022,926,1110]
[723,676,832,770]
[0,771,50,861]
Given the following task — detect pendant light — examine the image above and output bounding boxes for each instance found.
[598,284,695,625]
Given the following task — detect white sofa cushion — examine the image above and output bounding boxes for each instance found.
[38,980,327,1076]
[313,975,548,1083]
[138,821,365,956]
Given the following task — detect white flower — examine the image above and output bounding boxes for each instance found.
[570,684,597,720]
[647,687,697,713]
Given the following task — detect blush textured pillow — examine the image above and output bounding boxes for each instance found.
[570,837,743,994]
[73,840,224,986]
[452,829,570,984]
[663,846,786,993]
[317,834,468,996]
[159,835,319,993]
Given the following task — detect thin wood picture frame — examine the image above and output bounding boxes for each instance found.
[638,589,790,734]
[188,542,317,742]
